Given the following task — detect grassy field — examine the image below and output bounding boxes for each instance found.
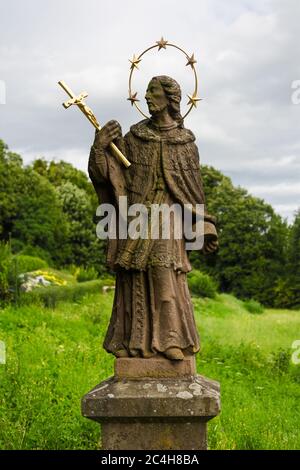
[0,291,299,450]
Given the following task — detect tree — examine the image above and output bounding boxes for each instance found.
[0,141,69,264]
[56,181,106,272]
[190,166,289,306]
[32,159,107,273]
[280,209,300,308]
[0,140,23,238]
[1,140,291,295]
[32,159,96,200]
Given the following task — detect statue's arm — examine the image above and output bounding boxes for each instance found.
[201,197,219,255]
[88,120,128,204]
[88,139,108,184]
[88,120,122,182]
[193,144,219,254]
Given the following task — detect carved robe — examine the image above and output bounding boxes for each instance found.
[88,119,217,358]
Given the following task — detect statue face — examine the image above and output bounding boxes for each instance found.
[145,79,169,115]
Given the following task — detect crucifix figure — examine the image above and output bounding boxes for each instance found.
[88,75,218,361]
[58,80,131,168]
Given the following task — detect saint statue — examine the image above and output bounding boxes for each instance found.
[88,75,218,361]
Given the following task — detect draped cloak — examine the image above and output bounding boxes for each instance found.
[88,119,217,357]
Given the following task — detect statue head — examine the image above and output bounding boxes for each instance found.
[145,75,183,127]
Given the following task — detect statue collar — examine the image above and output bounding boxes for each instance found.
[129,119,196,144]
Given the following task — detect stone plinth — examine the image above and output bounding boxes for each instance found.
[81,357,221,450]
[114,355,197,379]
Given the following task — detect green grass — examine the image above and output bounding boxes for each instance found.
[194,294,300,449]
[38,267,78,285]
[0,291,299,449]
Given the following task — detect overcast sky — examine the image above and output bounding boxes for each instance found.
[1,0,300,222]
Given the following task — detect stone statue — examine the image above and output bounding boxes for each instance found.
[88,75,218,362]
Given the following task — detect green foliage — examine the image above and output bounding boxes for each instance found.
[34,161,107,274]
[284,210,300,308]
[243,299,264,314]
[0,141,23,239]
[55,182,104,270]
[18,245,53,265]
[11,255,48,274]
[25,267,77,287]
[12,170,68,261]
[272,209,300,309]
[21,279,105,308]
[273,279,292,309]
[0,292,299,449]
[76,266,98,283]
[288,209,300,279]
[194,295,300,450]
[188,269,217,298]
[271,349,291,376]
[32,159,96,199]
[0,139,296,307]
[190,165,289,307]
[0,142,69,265]
[0,242,12,304]
[0,141,107,275]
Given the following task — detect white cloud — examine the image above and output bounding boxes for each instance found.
[0,0,300,222]
[249,182,300,196]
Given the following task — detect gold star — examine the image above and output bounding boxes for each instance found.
[129,54,141,70]
[127,92,140,106]
[187,93,201,108]
[156,37,168,51]
[186,53,197,68]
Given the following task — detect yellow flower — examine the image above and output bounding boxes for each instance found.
[33,270,67,286]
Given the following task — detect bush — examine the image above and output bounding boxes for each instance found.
[11,255,48,274]
[273,280,300,310]
[66,264,80,277]
[244,299,264,314]
[18,245,53,265]
[76,266,98,283]
[21,279,105,308]
[271,349,291,376]
[0,242,13,304]
[187,270,217,299]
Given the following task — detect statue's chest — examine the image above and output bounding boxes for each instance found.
[125,140,161,198]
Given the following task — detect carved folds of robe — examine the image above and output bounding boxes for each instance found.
[88,119,217,358]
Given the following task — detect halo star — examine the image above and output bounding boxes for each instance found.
[186,53,197,68]
[127,91,140,106]
[187,93,201,108]
[129,54,142,70]
[156,37,168,51]
[128,39,200,120]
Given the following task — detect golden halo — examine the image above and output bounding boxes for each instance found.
[127,37,201,120]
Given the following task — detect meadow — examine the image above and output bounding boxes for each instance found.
[0,291,299,450]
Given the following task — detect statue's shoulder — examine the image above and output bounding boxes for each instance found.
[172,126,196,145]
[125,119,196,145]
[125,119,159,142]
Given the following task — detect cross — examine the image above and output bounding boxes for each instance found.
[58,80,131,168]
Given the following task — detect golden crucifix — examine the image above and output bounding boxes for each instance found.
[58,80,131,168]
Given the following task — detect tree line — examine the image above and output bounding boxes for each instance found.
[0,139,299,308]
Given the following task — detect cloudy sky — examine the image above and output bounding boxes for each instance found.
[1,0,300,222]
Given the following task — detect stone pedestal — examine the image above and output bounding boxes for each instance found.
[81,356,221,450]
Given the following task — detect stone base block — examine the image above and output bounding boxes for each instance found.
[101,421,207,451]
[115,356,196,379]
[82,371,220,450]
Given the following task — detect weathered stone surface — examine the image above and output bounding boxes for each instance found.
[82,375,220,420]
[88,75,219,362]
[101,421,207,451]
[82,374,220,450]
[114,355,196,379]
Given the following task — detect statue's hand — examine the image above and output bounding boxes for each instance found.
[203,236,219,254]
[94,120,122,150]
